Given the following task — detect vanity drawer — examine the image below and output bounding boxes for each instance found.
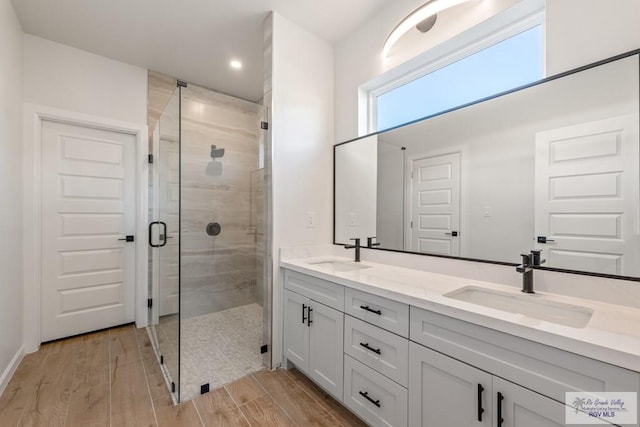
[344,355,408,427]
[345,315,409,387]
[410,306,640,405]
[284,270,344,310]
[345,288,409,337]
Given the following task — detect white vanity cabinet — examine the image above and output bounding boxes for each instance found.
[409,343,568,427]
[282,267,640,427]
[409,306,639,427]
[283,271,345,400]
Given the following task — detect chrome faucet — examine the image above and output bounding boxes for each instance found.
[516,250,545,294]
[344,238,362,262]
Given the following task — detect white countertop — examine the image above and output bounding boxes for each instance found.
[280,255,640,372]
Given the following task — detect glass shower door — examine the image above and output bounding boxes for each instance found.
[150,88,181,401]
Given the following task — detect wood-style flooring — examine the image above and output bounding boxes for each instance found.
[0,324,366,426]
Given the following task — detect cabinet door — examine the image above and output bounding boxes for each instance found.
[309,301,344,400]
[284,289,309,372]
[493,378,569,427]
[409,342,492,427]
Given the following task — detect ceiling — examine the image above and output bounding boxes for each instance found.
[12,0,391,102]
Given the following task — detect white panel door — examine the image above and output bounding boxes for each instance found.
[535,115,640,276]
[41,120,136,341]
[309,301,344,400]
[409,342,492,427]
[410,152,461,255]
[283,290,310,372]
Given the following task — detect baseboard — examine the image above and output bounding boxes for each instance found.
[0,345,25,396]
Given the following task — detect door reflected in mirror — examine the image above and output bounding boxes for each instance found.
[334,52,640,278]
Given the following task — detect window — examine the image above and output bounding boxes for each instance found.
[374,25,544,132]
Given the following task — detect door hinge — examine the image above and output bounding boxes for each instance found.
[147,298,153,309]
[260,344,268,354]
[410,221,413,228]
[260,121,269,130]
[148,154,154,164]
[160,355,164,365]
[171,382,176,393]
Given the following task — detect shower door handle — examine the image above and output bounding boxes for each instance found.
[149,221,169,247]
[159,222,168,247]
[148,221,160,247]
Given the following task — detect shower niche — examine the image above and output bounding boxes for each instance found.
[147,76,271,403]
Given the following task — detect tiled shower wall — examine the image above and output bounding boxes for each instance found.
[148,72,265,320]
[180,85,264,319]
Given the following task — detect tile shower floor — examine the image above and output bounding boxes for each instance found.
[179,303,265,401]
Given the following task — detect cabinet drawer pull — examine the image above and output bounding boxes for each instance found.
[360,305,382,315]
[359,342,381,355]
[359,391,381,408]
[477,384,485,422]
[497,391,504,427]
[302,304,307,324]
[307,307,313,326]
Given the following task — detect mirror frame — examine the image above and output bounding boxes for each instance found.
[333,48,640,282]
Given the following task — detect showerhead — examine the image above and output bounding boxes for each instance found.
[211,145,225,158]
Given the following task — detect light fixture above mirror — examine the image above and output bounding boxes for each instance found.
[383,0,475,57]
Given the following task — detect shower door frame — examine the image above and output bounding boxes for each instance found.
[148,85,183,402]
[148,82,274,403]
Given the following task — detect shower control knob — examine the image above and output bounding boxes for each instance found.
[206,222,222,236]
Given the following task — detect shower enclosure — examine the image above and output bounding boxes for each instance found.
[147,81,271,403]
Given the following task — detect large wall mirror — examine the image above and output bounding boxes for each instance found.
[335,51,640,279]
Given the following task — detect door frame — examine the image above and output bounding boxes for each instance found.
[404,145,469,255]
[22,103,148,353]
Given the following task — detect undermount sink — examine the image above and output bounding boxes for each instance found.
[445,286,593,328]
[308,260,372,273]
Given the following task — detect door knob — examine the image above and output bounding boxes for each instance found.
[118,235,135,242]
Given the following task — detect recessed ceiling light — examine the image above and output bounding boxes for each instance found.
[230,60,242,70]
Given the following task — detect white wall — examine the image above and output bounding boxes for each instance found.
[268,13,334,365]
[23,35,147,124]
[0,0,24,392]
[546,0,640,76]
[335,135,377,243]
